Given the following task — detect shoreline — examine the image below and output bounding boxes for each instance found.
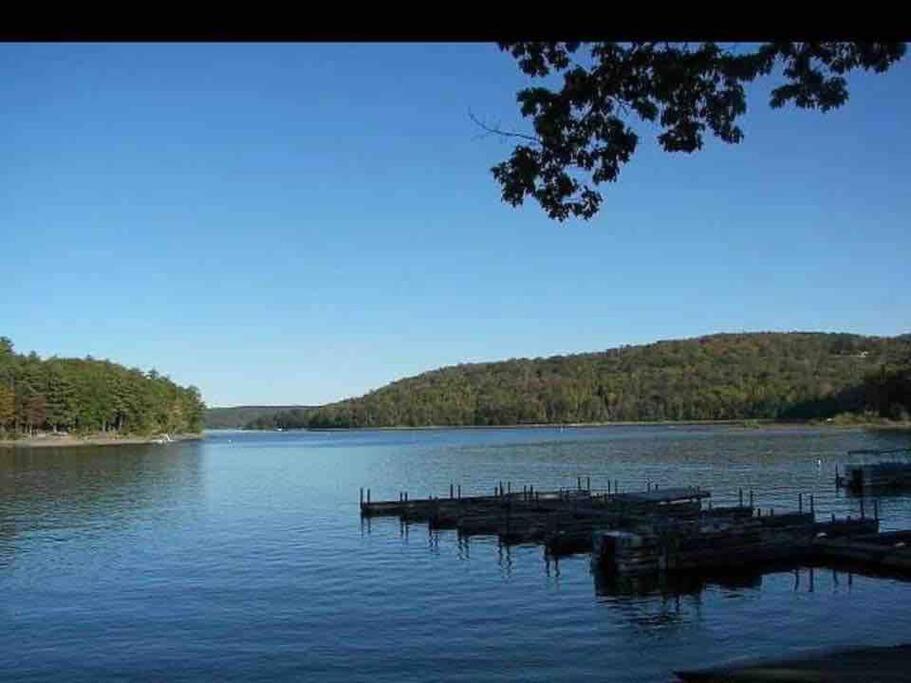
[0,433,203,449]
[675,643,911,681]
[252,419,911,433]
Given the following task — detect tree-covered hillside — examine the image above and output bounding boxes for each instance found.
[297,333,911,429]
[205,405,313,429]
[0,337,205,438]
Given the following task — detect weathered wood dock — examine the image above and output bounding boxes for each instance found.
[837,462,911,493]
[361,481,711,555]
[360,478,910,581]
[815,530,911,574]
[836,448,911,494]
[593,514,880,576]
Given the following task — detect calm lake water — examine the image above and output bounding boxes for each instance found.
[3,425,911,681]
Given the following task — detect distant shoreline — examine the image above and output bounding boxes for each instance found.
[0,433,203,449]
[250,419,911,433]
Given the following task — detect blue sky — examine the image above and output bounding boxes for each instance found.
[3,43,909,406]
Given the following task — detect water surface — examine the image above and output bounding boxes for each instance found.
[3,425,911,681]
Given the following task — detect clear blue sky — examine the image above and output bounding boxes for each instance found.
[3,43,909,407]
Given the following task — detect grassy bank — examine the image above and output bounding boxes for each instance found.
[0,432,203,449]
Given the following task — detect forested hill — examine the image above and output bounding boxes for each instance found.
[297,332,911,429]
[205,405,313,429]
[0,337,205,437]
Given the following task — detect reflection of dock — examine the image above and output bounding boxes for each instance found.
[359,478,911,581]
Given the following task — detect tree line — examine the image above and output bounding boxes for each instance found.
[0,337,205,438]
[246,332,911,430]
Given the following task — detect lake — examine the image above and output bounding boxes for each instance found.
[3,425,911,681]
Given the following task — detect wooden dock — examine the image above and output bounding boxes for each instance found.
[593,514,881,576]
[359,479,910,580]
[360,482,711,555]
[836,448,911,494]
[836,462,911,494]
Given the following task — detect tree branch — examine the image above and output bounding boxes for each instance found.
[468,109,542,146]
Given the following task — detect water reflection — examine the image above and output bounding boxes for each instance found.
[0,441,204,567]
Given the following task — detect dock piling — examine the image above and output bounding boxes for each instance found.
[360,488,364,505]
[810,494,814,515]
[749,490,754,507]
[799,492,803,513]
[739,488,743,506]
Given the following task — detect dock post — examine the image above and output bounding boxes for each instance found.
[458,484,461,500]
[739,488,743,506]
[749,490,754,508]
[615,479,618,494]
[770,508,774,516]
[835,464,839,487]
[405,491,408,502]
[577,476,581,491]
[507,481,511,495]
[367,489,371,504]
[360,488,364,506]
[587,476,591,492]
[860,498,865,519]
[832,512,835,522]
[799,492,803,513]
[450,483,454,499]
[810,494,814,515]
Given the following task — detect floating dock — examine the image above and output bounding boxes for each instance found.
[836,462,911,493]
[359,479,909,579]
[836,447,911,494]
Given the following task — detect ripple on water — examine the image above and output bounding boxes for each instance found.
[2,426,910,681]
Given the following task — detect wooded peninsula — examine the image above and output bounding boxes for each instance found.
[0,337,204,441]
[238,332,911,430]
